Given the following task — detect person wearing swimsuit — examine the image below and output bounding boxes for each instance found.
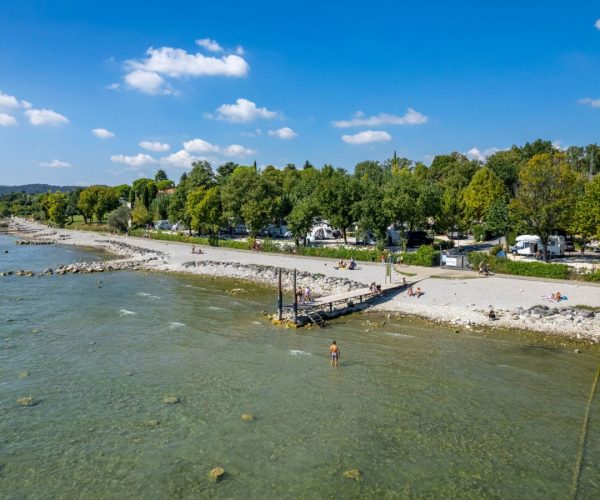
[329,340,340,367]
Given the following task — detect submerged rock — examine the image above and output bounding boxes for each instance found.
[208,466,225,482]
[17,397,36,406]
[17,371,29,379]
[342,469,362,481]
[241,413,255,422]
[163,395,180,404]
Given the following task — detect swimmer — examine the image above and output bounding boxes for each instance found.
[329,340,340,367]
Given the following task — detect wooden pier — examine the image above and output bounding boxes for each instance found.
[277,268,408,327]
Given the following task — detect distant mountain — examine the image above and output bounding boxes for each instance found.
[0,184,83,196]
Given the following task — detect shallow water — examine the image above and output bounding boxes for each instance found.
[1,233,599,498]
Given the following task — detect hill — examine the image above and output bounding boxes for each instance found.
[0,184,83,196]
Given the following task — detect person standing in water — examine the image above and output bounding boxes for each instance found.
[329,340,340,367]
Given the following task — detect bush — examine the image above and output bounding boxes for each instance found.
[578,269,600,282]
[433,239,454,251]
[467,252,571,279]
[401,245,440,267]
[489,244,504,256]
[472,224,493,242]
[107,205,131,233]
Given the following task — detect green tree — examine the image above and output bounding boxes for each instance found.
[318,168,359,243]
[187,186,223,236]
[131,198,152,227]
[77,187,99,224]
[510,153,579,260]
[113,184,131,200]
[47,192,68,227]
[463,167,506,223]
[150,195,171,220]
[571,176,600,254]
[94,186,119,223]
[107,205,131,233]
[154,169,168,182]
[188,160,215,189]
[168,173,192,234]
[485,198,511,248]
[287,197,319,246]
[485,148,522,195]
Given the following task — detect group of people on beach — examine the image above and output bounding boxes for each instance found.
[296,286,313,304]
[337,257,356,270]
[369,282,383,296]
[407,286,423,298]
[478,262,492,276]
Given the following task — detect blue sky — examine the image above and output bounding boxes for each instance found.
[1,1,600,185]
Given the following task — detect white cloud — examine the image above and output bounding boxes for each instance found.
[223,144,256,157]
[210,98,278,122]
[466,147,500,161]
[552,140,567,151]
[268,127,297,139]
[0,91,20,109]
[579,97,600,108]
[195,38,224,52]
[139,140,170,152]
[110,153,157,168]
[160,149,204,168]
[0,113,17,126]
[595,19,600,30]
[124,70,171,95]
[106,82,120,91]
[39,159,71,168]
[183,138,220,154]
[333,108,427,127]
[122,44,249,95]
[25,108,69,126]
[92,128,115,139]
[235,46,245,55]
[341,130,391,144]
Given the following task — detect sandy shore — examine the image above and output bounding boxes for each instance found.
[5,219,600,341]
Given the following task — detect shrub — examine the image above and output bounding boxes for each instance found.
[107,205,131,233]
[467,252,571,279]
[472,224,493,242]
[489,244,504,256]
[433,239,454,251]
[401,245,439,267]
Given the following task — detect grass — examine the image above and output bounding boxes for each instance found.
[573,305,600,312]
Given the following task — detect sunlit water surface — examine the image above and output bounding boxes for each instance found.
[1,233,599,498]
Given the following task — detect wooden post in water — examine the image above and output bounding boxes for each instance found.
[293,268,298,324]
[277,268,283,321]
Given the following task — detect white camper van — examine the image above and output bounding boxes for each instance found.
[307,224,335,242]
[510,235,565,257]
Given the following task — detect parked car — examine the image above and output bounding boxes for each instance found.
[154,220,172,230]
[171,221,184,231]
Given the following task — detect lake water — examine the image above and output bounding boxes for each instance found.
[1,232,599,498]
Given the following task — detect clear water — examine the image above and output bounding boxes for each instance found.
[1,233,599,498]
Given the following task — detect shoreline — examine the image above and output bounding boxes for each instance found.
[3,218,600,343]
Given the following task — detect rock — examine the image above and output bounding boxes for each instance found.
[42,268,53,275]
[574,349,581,354]
[147,419,160,426]
[241,413,255,422]
[208,466,225,482]
[17,371,29,379]
[511,315,520,320]
[163,395,180,404]
[17,397,36,406]
[342,469,362,481]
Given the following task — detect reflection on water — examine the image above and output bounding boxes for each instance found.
[1,233,599,498]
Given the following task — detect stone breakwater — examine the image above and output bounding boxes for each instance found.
[92,239,168,260]
[0,258,157,277]
[179,260,366,296]
[15,239,55,245]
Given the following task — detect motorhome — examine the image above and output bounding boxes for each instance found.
[307,224,335,242]
[510,235,565,257]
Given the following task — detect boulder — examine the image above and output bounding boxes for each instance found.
[208,466,225,482]
[342,469,362,481]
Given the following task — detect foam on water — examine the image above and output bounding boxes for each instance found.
[289,349,312,356]
[118,309,137,316]
[169,322,186,329]
[136,292,161,299]
[384,332,414,338]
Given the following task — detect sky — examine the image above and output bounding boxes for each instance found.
[1,0,600,186]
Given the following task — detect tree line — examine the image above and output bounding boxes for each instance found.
[2,139,599,259]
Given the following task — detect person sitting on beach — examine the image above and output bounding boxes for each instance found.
[348,257,356,270]
[415,287,423,298]
[376,284,382,296]
[478,262,488,275]
[553,291,562,301]
[369,282,377,293]
[407,286,415,297]
[338,259,347,269]
[487,308,497,320]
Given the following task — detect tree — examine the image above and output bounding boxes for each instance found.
[485,198,511,248]
[131,198,152,227]
[463,167,506,223]
[188,160,215,189]
[113,184,131,200]
[287,197,319,246]
[571,176,600,254]
[46,192,68,227]
[150,195,171,220]
[318,168,359,243]
[77,187,99,224]
[168,173,192,234]
[216,162,240,182]
[187,186,223,236]
[154,169,168,182]
[131,178,158,208]
[65,188,82,223]
[485,149,522,195]
[107,205,131,233]
[510,153,579,260]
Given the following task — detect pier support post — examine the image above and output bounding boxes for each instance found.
[277,268,283,321]
[293,269,298,324]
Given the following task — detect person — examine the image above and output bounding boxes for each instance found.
[329,340,340,367]
[487,308,496,320]
[304,286,312,303]
[192,245,196,254]
[369,282,377,293]
[376,284,382,296]
[402,277,407,286]
[553,291,562,301]
[415,287,423,298]
[478,262,486,275]
[348,257,356,270]
[407,286,414,297]
[338,259,346,269]
[296,287,304,304]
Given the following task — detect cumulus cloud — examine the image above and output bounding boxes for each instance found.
[195,38,223,52]
[124,70,171,95]
[110,153,157,168]
[209,98,278,123]
[106,82,120,91]
[39,159,71,168]
[183,138,220,154]
[341,130,391,144]
[0,91,21,109]
[466,147,500,161]
[92,128,115,139]
[595,19,600,30]
[122,43,249,95]
[25,108,69,126]
[268,127,297,139]
[139,140,170,152]
[333,108,427,128]
[223,144,256,157]
[160,149,203,168]
[0,113,17,126]
[579,97,600,108]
